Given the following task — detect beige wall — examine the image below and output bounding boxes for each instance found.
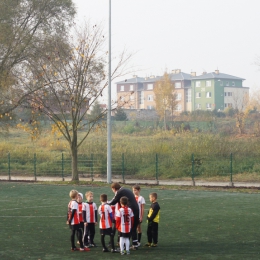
[117,92,136,109]
[224,87,249,111]
[144,90,156,109]
[116,84,192,112]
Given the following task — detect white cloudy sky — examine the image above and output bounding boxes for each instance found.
[73,0,260,99]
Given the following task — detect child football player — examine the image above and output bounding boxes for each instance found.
[76,193,85,247]
[98,194,118,253]
[115,196,134,255]
[132,185,145,245]
[83,191,98,247]
[145,192,160,247]
[67,190,87,252]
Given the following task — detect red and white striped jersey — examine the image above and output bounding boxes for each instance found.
[67,200,72,221]
[78,202,83,223]
[111,203,121,219]
[115,206,134,233]
[69,200,80,225]
[135,195,145,218]
[83,202,97,223]
[98,203,112,229]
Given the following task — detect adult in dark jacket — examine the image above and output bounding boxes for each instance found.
[108,182,139,249]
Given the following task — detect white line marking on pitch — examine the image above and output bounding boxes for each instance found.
[0,205,62,211]
[0,216,65,218]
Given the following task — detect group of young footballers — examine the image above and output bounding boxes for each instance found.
[67,183,160,255]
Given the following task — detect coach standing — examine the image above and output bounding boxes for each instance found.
[108,182,139,250]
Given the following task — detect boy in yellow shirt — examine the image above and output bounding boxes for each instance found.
[145,192,160,247]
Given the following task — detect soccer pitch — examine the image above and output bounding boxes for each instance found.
[0,182,260,260]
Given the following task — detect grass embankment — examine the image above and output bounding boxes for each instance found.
[0,127,260,182]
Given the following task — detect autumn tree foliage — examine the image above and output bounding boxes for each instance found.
[0,0,75,117]
[18,24,131,180]
[154,72,178,130]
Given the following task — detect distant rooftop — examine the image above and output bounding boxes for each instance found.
[170,72,192,80]
[116,70,245,84]
[116,76,145,84]
[194,71,245,81]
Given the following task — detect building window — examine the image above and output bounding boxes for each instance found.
[176,104,182,112]
[232,81,235,86]
[147,95,153,101]
[176,93,182,100]
[196,81,201,87]
[206,103,212,109]
[130,95,134,101]
[175,82,181,88]
[130,85,134,91]
[225,92,232,97]
[196,92,201,98]
[120,96,125,101]
[147,83,153,90]
[206,92,211,98]
[175,104,182,111]
[196,103,201,109]
[186,89,191,102]
[225,103,232,108]
[138,91,144,104]
[206,81,211,87]
[226,81,229,86]
[147,105,153,110]
[120,85,124,91]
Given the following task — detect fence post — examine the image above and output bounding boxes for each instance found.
[8,152,10,180]
[61,152,64,181]
[191,153,195,186]
[34,153,37,181]
[91,154,94,182]
[122,153,125,183]
[229,153,233,186]
[155,153,159,185]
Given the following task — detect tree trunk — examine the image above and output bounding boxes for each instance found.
[164,110,167,131]
[71,132,78,181]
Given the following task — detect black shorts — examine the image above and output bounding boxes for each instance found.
[79,222,84,230]
[71,224,81,231]
[119,232,131,238]
[100,228,113,236]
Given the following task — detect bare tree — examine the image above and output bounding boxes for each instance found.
[18,24,132,180]
[231,89,250,135]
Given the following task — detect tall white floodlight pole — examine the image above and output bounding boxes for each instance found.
[107,0,112,183]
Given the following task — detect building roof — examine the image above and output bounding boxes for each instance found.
[143,76,161,83]
[116,71,245,84]
[170,72,192,81]
[194,72,245,81]
[116,77,145,84]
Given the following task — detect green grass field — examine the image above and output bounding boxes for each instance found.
[0,182,260,260]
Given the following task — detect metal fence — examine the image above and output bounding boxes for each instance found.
[0,151,257,184]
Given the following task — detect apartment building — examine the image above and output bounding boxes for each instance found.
[191,70,249,111]
[116,69,249,112]
[116,69,192,112]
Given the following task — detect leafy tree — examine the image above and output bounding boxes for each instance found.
[154,72,177,130]
[88,101,106,122]
[114,107,128,121]
[18,24,131,180]
[0,0,75,115]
